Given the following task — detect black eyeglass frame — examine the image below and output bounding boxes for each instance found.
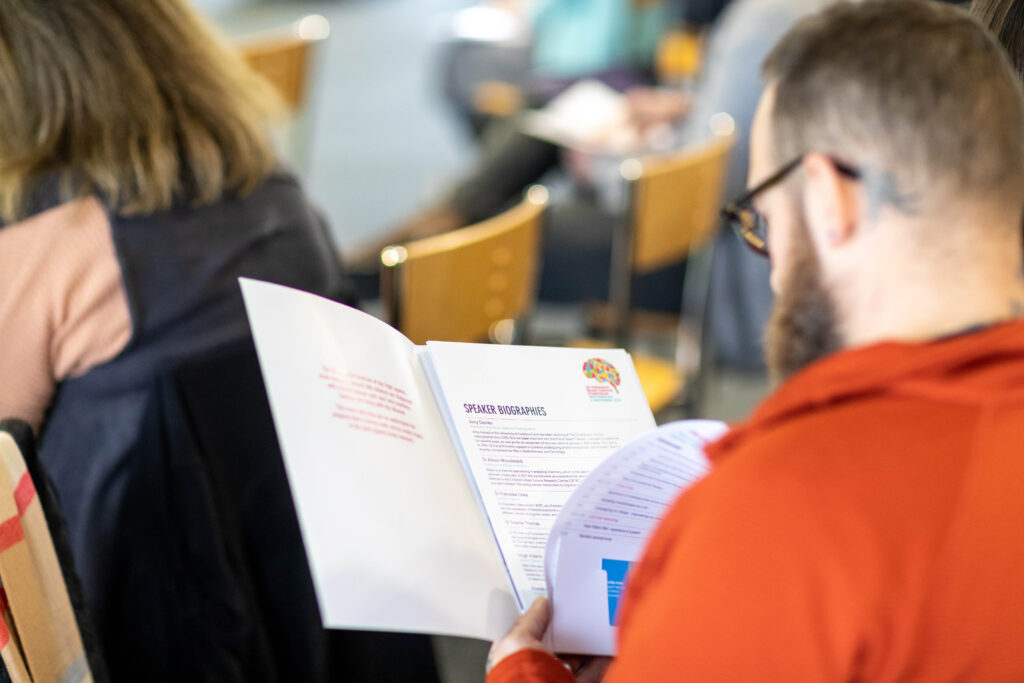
[721,155,861,257]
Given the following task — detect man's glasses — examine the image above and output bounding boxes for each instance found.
[721,155,861,257]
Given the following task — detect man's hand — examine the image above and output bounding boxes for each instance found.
[487,598,612,682]
[562,655,612,683]
[487,597,555,673]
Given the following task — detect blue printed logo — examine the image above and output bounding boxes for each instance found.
[601,558,633,626]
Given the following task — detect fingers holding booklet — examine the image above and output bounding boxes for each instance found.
[239,279,726,654]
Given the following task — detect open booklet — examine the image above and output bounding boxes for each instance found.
[240,279,726,655]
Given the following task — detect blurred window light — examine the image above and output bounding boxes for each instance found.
[526,184,549,205]
[620,158,643,181]
[381,245,408,268]
[709,112,736,137]
[489,318,517,345]
[296,15,330,41]
[450,7,526,43]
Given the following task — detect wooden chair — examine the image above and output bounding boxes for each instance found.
[0,420,108,683]
[236,15,330,172]
[599,133,735,414]
[380,187,547,345]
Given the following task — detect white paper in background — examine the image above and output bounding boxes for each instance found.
[520,79,631,151]
[239,279,516,641]
[546,420,728,655]
[424,341,657,611]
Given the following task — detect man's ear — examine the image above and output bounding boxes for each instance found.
[800,153,860,250]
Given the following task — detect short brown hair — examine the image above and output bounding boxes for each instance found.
[763,0,1024,216]
[973,0,1024,80]
[0,0,280,222]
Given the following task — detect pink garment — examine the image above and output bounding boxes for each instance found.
[0,198,131,433]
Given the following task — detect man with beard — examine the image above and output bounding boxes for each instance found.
[484,0,1024,680]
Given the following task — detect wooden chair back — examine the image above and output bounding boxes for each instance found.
[236,16,329,112]
[0,420,107,682]
[608,134,734,345]
[629,134,734,273]
[381,189,547,345]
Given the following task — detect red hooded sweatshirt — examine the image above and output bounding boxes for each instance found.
[489,320,1024,681]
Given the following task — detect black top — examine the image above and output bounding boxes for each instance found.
[30,171,351,682]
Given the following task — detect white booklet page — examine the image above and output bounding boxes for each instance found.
[520,79,629,151]
[423,342,657,611]
[240,278,516,641]
[546,419,728,655]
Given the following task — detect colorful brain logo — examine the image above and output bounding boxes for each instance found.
[583,358,621,393]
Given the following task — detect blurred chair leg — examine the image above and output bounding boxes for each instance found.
[680,237,718,417]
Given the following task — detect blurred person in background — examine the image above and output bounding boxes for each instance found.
[442,0,678,138]
[358,0,827,370]
[486,0,1024,679]
[0,0,353,680]
[504,0,674,105]
[690,0,831,368]
[352,0,687,278]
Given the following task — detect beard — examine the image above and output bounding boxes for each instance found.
[763,216,842,384]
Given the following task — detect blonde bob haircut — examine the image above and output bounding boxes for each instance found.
[0,0,280,223]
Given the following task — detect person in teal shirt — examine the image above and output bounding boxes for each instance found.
[528,0,669,80]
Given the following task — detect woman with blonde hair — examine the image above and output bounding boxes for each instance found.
[0,1,351,680]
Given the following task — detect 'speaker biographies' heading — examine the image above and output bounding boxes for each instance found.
[464,403,548,417]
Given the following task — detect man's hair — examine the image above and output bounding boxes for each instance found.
[763,0,1024,217]
[973,0,1024,81]
[0,0,280,222]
